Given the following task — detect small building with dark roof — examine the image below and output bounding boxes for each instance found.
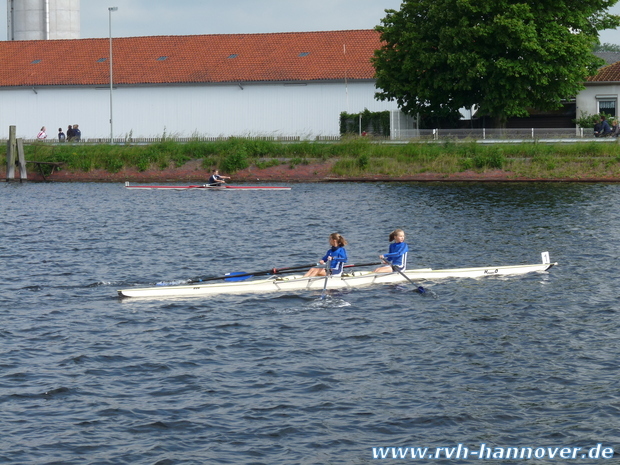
[578,59,620,121]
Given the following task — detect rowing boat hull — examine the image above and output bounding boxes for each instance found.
[118,256,557,298]
[124,182,290,191]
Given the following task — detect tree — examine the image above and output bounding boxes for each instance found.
[372,0,620,127]
[594,42,620,51]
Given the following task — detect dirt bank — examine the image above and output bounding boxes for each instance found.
[3,159,620,183]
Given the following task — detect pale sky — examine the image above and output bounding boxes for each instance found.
[2,1,620,43]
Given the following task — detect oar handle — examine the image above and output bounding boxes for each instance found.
[345,261,382,268]
[269,263,319,274]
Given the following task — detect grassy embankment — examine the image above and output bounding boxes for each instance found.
[8,137,620,179]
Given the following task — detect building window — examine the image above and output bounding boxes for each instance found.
[598,99,617,117]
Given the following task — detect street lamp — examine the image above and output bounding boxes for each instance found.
[108,7,118,144]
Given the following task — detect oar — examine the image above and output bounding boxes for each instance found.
[382,260,425,294]
[186,264,316,284]
[156,261,384,286]
[191,262,383,285]
[344,261,382,269]
[320,259,332,299]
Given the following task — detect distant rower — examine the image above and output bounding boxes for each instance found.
[208,169,231,186]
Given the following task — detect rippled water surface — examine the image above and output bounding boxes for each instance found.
[1,181,618,464]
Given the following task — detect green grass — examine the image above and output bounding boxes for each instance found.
[6,138,620,179]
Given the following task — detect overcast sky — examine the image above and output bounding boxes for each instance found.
[2,0,620,43]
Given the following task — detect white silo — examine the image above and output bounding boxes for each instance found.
[7,0,80,40]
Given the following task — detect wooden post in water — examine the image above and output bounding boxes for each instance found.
[6,126,16,180]
[5,127,27,181]
[17,138,27,180]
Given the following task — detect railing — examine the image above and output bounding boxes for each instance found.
[5,128,618,144]
[391,127,597,140]
[13,135,306,144]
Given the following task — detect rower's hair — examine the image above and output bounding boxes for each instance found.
[330,233,348,247]
[389,229,405,242]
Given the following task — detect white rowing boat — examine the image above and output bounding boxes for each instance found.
[117,252,557,298]
[124,182,291,191]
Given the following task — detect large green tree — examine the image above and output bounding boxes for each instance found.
[373,0,620,126]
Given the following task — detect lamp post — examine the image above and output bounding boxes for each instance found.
[108,7,118,144]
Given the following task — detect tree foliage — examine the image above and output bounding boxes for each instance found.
[594,42,620,51]
[373,0,620,126]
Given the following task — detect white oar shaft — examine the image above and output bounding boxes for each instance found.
[382,259,425,294]
[320,258,332,299]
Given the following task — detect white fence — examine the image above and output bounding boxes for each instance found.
[390,127,611,141]
[414,127,591,140]
[6,128,617,145]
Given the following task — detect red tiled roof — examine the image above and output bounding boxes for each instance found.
[0,30,380,87]
[587,60,620,82]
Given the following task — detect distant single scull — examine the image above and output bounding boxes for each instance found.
[124,182,291,191]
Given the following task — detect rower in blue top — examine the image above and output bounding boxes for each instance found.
[374,228,425,294]
[374,229,408,273]
[207,169,231,186]
[304,233,348,277]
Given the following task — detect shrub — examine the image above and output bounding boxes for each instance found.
[573,112,614,129]
[473,150,505,169]
[358,153,370,170]
[103,155,124,173]
[221,146,249,173]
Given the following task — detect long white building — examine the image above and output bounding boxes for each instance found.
[0,29,398,140]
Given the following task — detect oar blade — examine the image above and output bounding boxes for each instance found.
[382,259,427,295]
[224,272,254,282]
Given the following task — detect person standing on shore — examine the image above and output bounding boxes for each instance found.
[37,127,47,139]
[66,125,74,141]
[58,128,65,142]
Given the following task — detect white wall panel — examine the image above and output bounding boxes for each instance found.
[576,85,620,119]
[0,81,399,139]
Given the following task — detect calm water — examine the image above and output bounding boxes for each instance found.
[1,181,618,464]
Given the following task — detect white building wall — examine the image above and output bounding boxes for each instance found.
[576,84,620,118]
[0,81,399,139]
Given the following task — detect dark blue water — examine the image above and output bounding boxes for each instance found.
[1,181,618,464]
